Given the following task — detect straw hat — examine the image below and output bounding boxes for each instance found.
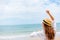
[43,18,52,26]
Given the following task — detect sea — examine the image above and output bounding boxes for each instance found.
[0,23,60,40]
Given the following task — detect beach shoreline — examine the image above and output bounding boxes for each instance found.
[0,32,60,40]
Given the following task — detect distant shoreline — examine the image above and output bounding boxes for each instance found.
[0,23,60,25]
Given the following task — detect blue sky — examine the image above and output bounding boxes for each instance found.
[0,0,60,25]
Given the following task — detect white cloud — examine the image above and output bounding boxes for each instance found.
[0,0,46,18]
[0,0,60,25]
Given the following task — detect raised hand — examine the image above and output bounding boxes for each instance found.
[46,10,54,21]
[46,10,50,15]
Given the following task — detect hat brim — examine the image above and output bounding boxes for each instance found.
[43,20,51,26]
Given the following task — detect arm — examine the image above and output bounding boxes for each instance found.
[29,31,44,37]
[29,32,38,37]
[46,10,54,21]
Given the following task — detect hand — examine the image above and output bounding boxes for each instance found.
[46,10,54,21]
[46,10,50,14]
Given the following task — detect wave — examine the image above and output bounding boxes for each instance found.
[0,35,29,40]
[0,32,60,40]
[0,35,27,39]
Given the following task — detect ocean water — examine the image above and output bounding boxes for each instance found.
[0,24,42,36]
[56,23,60,31]
[0,23,60,40]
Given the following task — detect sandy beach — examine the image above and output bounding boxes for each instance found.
[0,34,60,40]
[31,37,60,40]
[0,32,60,40]
[55,37,60,40]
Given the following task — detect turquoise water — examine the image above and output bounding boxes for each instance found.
[0,24,42,35]
[0,23,59,36]
[56,23,60,31]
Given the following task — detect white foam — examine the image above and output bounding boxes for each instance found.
[56,32,60,36]
[0,32,60,40]
[0,35,27,39]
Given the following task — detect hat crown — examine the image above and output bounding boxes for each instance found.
[43,18,52,26]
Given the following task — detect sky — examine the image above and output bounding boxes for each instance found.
[0,0,60,25]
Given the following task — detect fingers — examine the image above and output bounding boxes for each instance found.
[46,10,50,14]
[45,10,54,21]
